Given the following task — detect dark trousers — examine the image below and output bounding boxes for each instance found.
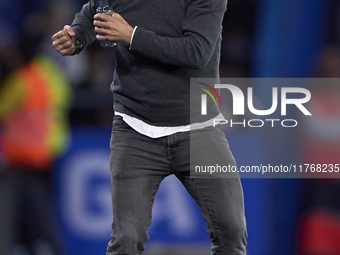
[106,116,247,255]
[0,170,63,255]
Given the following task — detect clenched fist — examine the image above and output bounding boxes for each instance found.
[52,25,76,56]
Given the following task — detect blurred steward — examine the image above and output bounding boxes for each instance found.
[0,55,71,255]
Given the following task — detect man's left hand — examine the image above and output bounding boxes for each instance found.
[94,12,134,45]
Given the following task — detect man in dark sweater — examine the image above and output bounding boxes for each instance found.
[52,0,247,254]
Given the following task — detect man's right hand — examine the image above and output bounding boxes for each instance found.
[52,25,76,56]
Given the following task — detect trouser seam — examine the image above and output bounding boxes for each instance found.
[190,178,222,251]
[143,178,163,248]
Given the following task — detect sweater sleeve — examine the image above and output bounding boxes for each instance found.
[130,0,227,70]
[71,0,97,52]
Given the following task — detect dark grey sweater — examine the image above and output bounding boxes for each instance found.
[72,0,227,126]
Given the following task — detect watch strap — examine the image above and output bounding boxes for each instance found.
[74,38,83,55]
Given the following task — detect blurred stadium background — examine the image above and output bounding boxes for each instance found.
[1,0,340,255]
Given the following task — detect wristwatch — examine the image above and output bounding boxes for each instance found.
[74,38,83,55]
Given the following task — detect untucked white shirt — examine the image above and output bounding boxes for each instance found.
[115,111,224,139]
